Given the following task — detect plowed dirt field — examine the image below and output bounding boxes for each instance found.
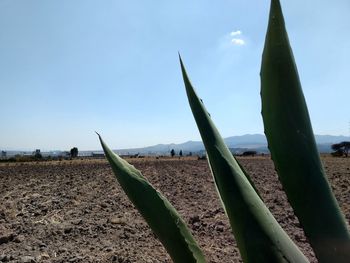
[1,156,349,262]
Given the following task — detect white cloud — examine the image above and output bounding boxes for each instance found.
[230,30,242,36]
[218,29,246,50]
[231,38,245,45]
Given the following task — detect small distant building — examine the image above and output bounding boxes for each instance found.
[92,152,105,158]
[1,151,6,158]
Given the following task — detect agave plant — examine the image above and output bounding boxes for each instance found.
[98,0,350,262]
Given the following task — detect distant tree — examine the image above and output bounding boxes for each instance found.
[242,150,257,157]
[34,152,42,159]
[341,142,350,157]
[188,152,192,157]
[331,143,340,151]
[170,149,175,157]
[331,144,342,155]
[34,149,42,160]
[331,142,350,157]
[179,150,183,157]
[70,147,79,158]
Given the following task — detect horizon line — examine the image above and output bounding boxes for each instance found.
[2,133,350,152]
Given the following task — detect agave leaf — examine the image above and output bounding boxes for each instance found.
[180,56,309,263]
[260,0,350,262]
[97,133,206,263]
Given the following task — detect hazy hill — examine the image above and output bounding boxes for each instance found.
[115,134,350,155]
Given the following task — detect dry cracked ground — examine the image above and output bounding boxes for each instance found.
[0,156,349,263]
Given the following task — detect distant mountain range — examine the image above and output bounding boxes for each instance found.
[3,134,349,157]
[115,134,350,155]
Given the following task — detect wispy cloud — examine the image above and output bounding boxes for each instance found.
[230,30,242,37]
[231,38,245,45]
[229,30,245,46]
[218,29,246,51]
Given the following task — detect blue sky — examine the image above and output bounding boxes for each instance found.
[0,0,349,151]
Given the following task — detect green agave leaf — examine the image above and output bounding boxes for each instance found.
[260,0,350,262]
[97,133,206,263]
[179,56,309,263]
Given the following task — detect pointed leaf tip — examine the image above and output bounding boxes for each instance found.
[178,54,185,70]
[178,56,191,86]
[268,0,285,26]
[99,138,206,263]
[261,0,350,261]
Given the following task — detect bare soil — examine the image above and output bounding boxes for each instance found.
[0,156,349,263]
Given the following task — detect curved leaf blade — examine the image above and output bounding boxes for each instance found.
[180,56,309,263]
[97,134,206,263]
[260,0,350,262]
